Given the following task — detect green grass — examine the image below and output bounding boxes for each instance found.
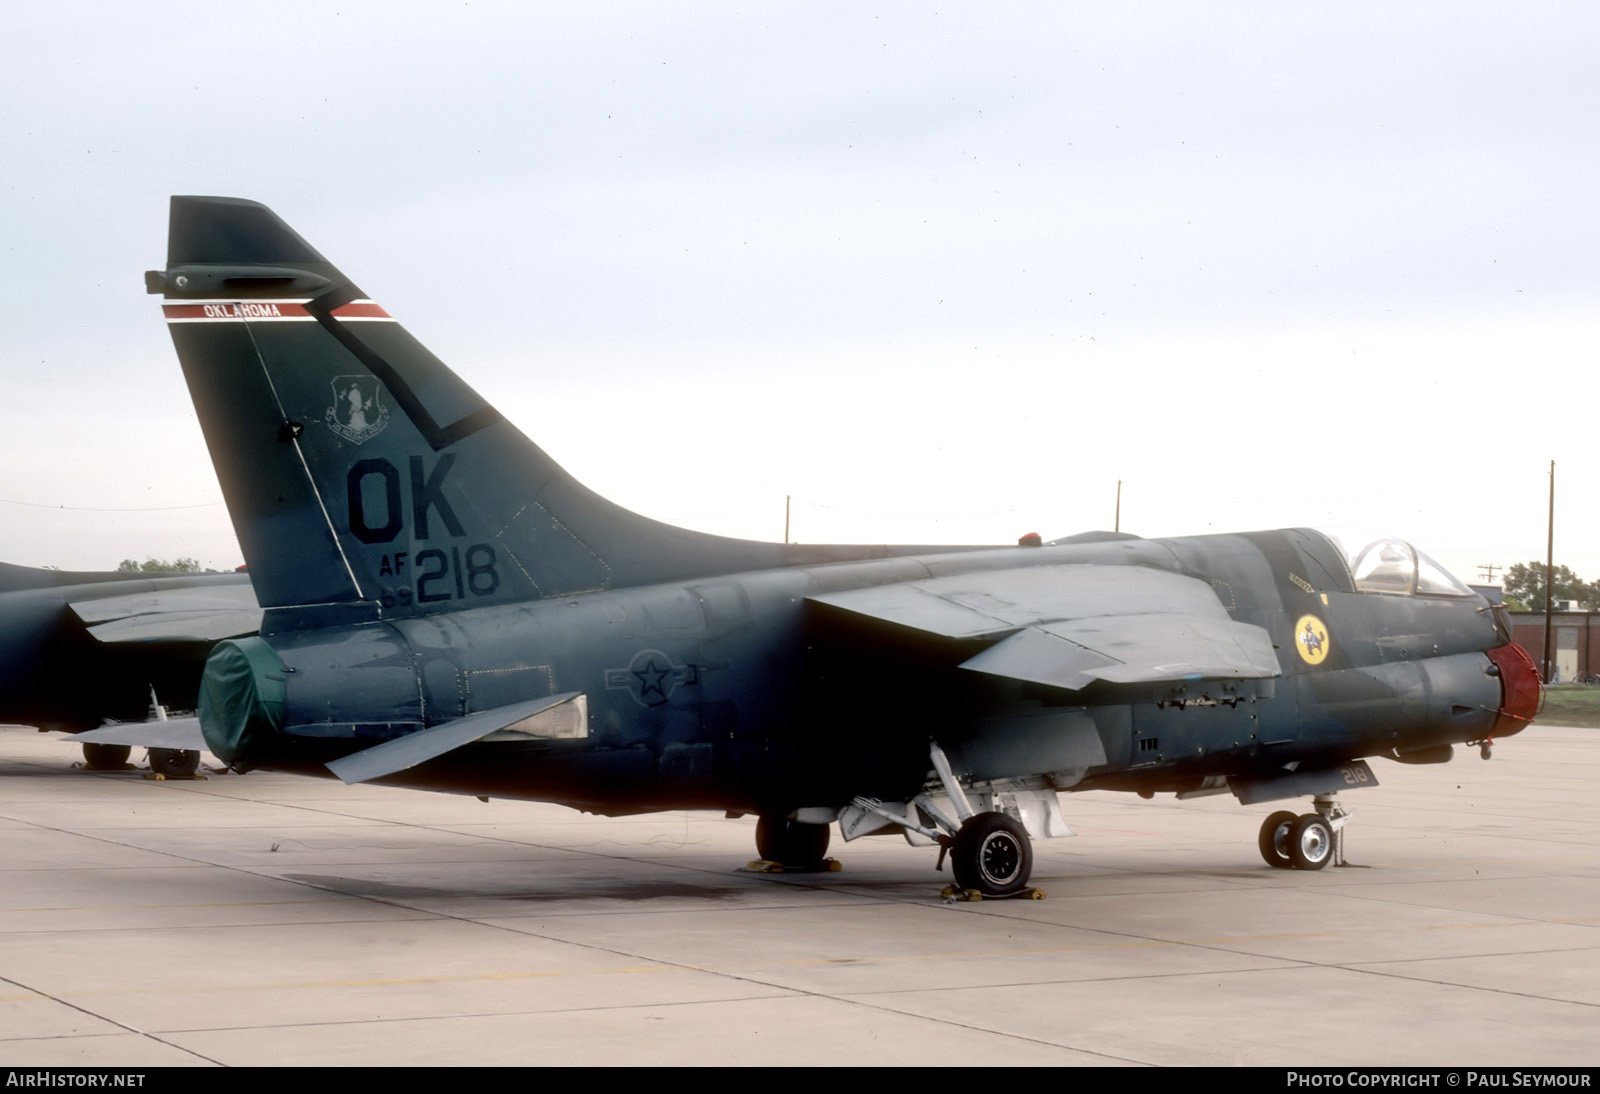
[1531,684,1600,728]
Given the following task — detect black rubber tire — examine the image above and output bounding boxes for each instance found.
[755,814,830,867]
[149,748,200,778]
[1289,813,1334,870]
[1258,810,1298,869]
[950,811,1033,897]
[81,743,131,770]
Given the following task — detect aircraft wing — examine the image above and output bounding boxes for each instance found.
[69,584,262,643]
[810,564,1278,690]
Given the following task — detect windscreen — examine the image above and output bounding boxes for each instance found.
[1319,529,1473,597]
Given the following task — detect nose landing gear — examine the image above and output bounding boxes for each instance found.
[1258,793,1351,870]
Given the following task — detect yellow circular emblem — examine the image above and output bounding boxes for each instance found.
[1294,614,1331,665]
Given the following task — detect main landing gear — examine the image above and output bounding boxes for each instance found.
[77,742,199,778]
[1258,793,1350,870]
[948,811,1033,896]
[755,813,832,870]
[149,748,200,778]
[843,743,1048,898]
[80,742,132,770]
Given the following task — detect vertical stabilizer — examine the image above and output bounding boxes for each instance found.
[149,197,894,628]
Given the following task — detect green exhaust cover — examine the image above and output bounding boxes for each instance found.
[198,637,285,765]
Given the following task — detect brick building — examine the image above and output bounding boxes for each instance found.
[1507,609,1599,683]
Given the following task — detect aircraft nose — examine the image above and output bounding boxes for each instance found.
[1486,642,1543,738]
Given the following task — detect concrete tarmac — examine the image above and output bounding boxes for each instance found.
[0,723,1595,1067]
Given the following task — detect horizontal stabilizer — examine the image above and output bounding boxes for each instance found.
[962,612,1278,690]
[71,718,206,751]
[325,692,582,784]
[71,584,261,643]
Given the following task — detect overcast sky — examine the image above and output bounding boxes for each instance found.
[2,2,1596,589]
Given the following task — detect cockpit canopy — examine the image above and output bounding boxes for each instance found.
[1320,529,1474,597]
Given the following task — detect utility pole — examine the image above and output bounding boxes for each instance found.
[784,495,791,545]
[1477,563,1500,585]
[1114,480,1121,533]
[1543,460,1555,682]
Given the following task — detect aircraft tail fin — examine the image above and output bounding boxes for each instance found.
[148,198,885,628]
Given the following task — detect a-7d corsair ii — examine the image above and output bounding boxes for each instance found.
[1,561,258,775]
[91,196,1543,896]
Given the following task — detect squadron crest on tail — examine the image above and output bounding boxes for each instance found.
[326,376,389,444]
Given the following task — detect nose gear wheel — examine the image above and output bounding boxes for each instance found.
[1289,813,1333,870]
[1258,810,1298,868]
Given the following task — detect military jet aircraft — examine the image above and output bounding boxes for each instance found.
[83,195,1543,896]
[0,560,258,774]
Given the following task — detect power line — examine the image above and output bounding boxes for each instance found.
[0,498,224,513]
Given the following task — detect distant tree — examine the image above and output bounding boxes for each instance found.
[1503,562,1598,610]
[115,557,205,574]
